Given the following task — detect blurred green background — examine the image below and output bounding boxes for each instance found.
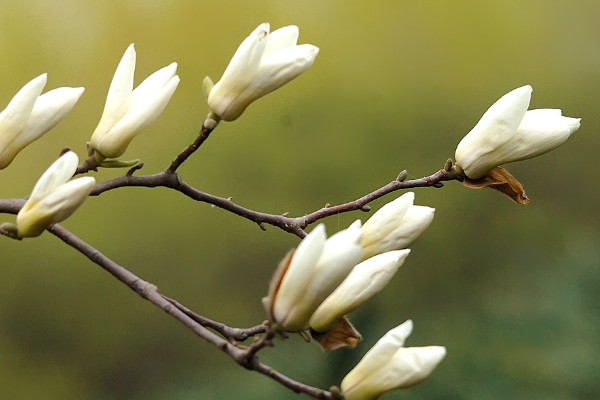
[1,1,599,399]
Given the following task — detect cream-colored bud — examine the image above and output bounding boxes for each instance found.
[207,23,319,121]
[361,192,434,259]
[455,85,580,179]
[16,151,95,237]
[341,320,446,400]
[90,44,180,159]
[309,249,410,332]
[0,74,84,169]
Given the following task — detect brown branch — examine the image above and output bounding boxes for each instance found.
[86,165,460,239]
[44,223,336,399]
[2,165,460,243]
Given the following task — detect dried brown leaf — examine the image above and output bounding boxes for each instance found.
[311,317,362,350]
[463,166,530,204]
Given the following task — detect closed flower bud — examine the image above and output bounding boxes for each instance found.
[341,320,446,400]
[0,74,84,169]
[309,249,410,332]
[16,151,95,238]
[361,192,434,259]
[268,221,363,332]
[455,85,581,179]
[207,23,319,121]
[90,44,180,159]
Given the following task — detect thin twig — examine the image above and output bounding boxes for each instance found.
[167,123,215,174]
[161,294,268,341]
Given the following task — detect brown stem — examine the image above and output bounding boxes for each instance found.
[167,123,214,174]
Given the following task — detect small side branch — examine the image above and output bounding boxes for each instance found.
[167,123,215,174]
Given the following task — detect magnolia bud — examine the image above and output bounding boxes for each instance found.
[309,249,410,332]
[90,44,180,159]
[361,192,434,259]
[16,151,95,237]
[0,74,84,169]
[455,85,580,179]
[341,320,446,400]
[207,23,319,121]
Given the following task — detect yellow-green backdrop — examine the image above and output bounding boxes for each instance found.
[0,1,598,399]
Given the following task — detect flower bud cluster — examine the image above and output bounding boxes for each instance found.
[264,192,445,397]
[266,192,433,334]
[1,44,181,237]
[265,192,435,332]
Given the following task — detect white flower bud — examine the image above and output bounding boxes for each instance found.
[361,192,434,259]
[16,151,95,237]
[0,74,84,169]
[455,85,581,179]
[207,23,319,121]
[309,249,410,332]
[341,320,446,400]
[270,221,363,332]
[90,44,180,158]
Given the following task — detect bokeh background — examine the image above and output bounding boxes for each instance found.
[1,1,599,399]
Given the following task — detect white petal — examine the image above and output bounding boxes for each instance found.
[361,192,414,248]
[382,346,447,389]
[92,44,135,142]
[94,74,180,158]
[307,220,363,296]
[18,87,85,144]
[29,151,79,203]
[279,221,363,331]
[272,224,326,326]
[243,44,319,101]
[341,320,414,398]
[16,152,93,238]
[217,23,269,89]
[363,205,434,258]
[341,322,445,400]
[310,249,410,332]
[0,74,47,165]
[265,25,299,54]
[38,176,95,223]
[455,85,532,179]
[509,109,580,161]
[131,62,178,105]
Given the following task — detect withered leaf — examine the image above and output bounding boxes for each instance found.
[463,166,530,204]
[310,317,362,351]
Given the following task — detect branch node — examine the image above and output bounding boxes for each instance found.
[444,158,454,171]
[396,170,408,181]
